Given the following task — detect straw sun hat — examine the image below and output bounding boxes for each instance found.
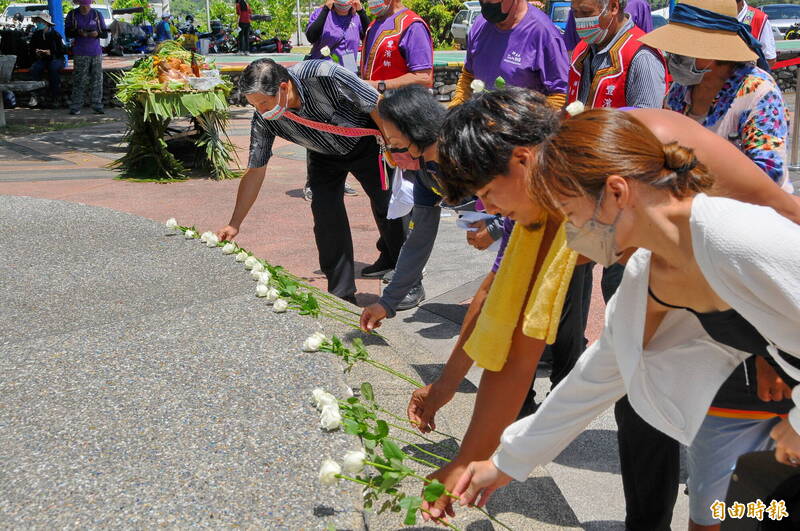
[639,0,757,63]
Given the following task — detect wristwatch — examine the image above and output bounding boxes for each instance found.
[377,81,386,94]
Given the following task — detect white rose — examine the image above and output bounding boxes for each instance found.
[199,231,211,243]
[320,404,342,431]
[319,459,341,486]
[257,271,272,285]
[235,251,248,262]
[250,266,266,280]
[184,230,196,239]
[222,243,236,254]
[342,450,366,474]
[256,284,270,298]
[311,388,337,410]
[565,101,586,117]
[302,334,324,352]
[265,288,280,303]
[165,218,178,229]
[273,299,289,313]
[244,256,259,270]
[470,79,486,93]
[206,234,220,248]
[320,45,331,57]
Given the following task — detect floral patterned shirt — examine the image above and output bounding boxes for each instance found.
[665,64,790,189]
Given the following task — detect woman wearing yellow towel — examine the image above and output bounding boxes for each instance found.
[414,88,800,522]
[446,107,800,523]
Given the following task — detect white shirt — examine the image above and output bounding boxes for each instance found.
[738,0,777,60]
[494,195,800,482]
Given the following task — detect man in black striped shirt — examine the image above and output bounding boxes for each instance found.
[216,59,405,303]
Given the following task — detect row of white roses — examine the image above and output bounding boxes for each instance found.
[167,218,291,312]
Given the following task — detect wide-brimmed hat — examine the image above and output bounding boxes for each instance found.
[30,11,55,25]
[639,0,757,63]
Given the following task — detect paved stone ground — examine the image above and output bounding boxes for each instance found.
[2,105,799,529]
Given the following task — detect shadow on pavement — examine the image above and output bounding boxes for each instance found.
[402,306,462,340]
[410,363,477,393]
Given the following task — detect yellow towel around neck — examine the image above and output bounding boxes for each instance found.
[463,219,578,371]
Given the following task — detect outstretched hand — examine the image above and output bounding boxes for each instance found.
[360,302,387,332]
[452,460,513,509]
[216,225,239,242]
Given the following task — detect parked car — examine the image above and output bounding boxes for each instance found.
[0,3,47,27]
[652,14,668,30]
[761,4,800,39]
[549,1,571,32]
[450,1,480,48]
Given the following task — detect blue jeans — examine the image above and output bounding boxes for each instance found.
[30,58,64,99]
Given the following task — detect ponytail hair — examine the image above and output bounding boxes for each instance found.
[530,109,713,214]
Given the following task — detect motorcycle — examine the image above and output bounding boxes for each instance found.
[785,22,800,41]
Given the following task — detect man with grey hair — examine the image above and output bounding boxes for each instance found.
[216,58,405,304]
[562,0,652,52]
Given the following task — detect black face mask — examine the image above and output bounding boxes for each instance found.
[480,1,509,24]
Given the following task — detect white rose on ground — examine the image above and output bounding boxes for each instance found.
[273,299,289,313]
[342,450,366,474]
[184,230,196,239]
[257,271,272,285]
[320,404,342,431]
[165,218,178,229]
[320,45,331,57]
[565,101,586,117]
[235,251,248,262]
[199,231,211,243]
[319,459,341,486]
[222,242,236,254]
[250,266,266,280]
[470,79,486,93]
[244,256,259,270]
[256,284,270,298]
[206,234,220,248]
[311,388,338,409]
[265,288,280,303]
[302,334,325,352]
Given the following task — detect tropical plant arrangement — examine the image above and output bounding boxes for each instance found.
[112,41,238,181]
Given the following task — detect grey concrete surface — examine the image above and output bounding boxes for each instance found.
[0,196,362,529]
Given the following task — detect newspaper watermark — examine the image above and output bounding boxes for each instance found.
[710,499,789,521]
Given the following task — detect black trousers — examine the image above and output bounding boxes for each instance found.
[602,263,680,531]
[518,262,594,418]
[238,22,250,53]
[306,139,405,298]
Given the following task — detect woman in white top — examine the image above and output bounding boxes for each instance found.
[449,108,800,514]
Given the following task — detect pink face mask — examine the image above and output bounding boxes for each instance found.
[389,147,420,171]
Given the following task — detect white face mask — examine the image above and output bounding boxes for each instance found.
[667,54,711,87]
[564,189,623,267]
[260,85,288,121]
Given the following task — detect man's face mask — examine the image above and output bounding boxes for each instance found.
[35,22,47,30]
[368,0,390,17]
[480,0,509,24]
[574,6,610,45]
[389,147,420,171]
[564,189,623,267]
[667,54,711,87]
[260,85,288,121]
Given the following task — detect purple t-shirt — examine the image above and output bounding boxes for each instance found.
[562,0,653,51]
[465,4,568,95]
[492,217,516,273]
[307,7,363,73]
[362,9,433,74]
[66,8,107,57]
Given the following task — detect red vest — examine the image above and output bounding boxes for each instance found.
[742,5,768,40]
[567,26,665,108]
[360,9,431,82]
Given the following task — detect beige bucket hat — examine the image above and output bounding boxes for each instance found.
[638,0,757,62]
[30,11,55,25]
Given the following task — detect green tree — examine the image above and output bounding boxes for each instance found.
[406,0,462,49]
[112,0,157,24]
